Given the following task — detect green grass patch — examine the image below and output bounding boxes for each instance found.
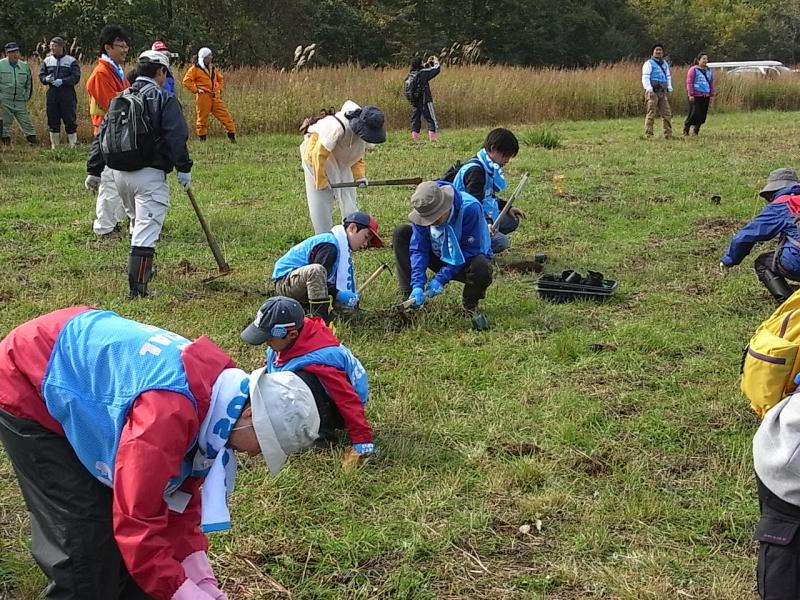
[0,109,782,598]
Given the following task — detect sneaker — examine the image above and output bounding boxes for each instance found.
[97,225,124,241]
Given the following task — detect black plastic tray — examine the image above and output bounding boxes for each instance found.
[535,274,619,302]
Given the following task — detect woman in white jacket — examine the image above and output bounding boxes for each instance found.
[300,101,386,233]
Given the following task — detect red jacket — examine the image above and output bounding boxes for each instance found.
[86,58,129,135]
[273,317,373,443]
[0,307,236,600]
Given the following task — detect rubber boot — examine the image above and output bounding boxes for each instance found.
[227,132,237,144]
[67,133,78,147]
[49,131,59,149]
[428,130,438,141]
[692,125,700,136]
[26,134,38,145]
[198,134,207,141]
[757,269,794,303]
[309,299,331,324]
[411,131,419,141]
[128,246,155,299]
[1,137,9,146]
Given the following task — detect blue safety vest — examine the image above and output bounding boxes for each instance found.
[691,67,712,95]
[272,232,339,286]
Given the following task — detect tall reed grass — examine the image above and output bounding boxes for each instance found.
[14,60,800,141]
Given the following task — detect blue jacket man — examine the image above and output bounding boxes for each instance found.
[393,180,493,324]
[38,37,81,147]
[721,168,800,302]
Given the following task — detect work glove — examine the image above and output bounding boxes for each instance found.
[342,443,378,467]
[409,287,425,308]
[355,178,368,188]
[45,74,54,83]
[336,289,360,308]
[84,174,100,193]
[352,442,377,456]
[177,172,192,191]
[171,578,218,600]
[181,551,229,600]
[425,279,445,298]
[52,79,63,87]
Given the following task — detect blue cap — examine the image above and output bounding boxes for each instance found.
[240,296,305,345]
[4,42,20,52]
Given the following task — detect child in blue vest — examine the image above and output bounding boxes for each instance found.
[241,296,377,462]
[452,128,525,253]
[393,180,493,326]
[721,168,800,302]
[271,211,383,323]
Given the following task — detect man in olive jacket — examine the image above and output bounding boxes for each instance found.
[0,42,37,145]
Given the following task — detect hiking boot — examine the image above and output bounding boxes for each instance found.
[692,125,700,136]
[97,225,124,241]
[26,135,38,145]
[683,126,690,136]
[309,299,331,324]
[227,132,237,143]
[198,134,207,141]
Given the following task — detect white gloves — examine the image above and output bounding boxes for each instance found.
[84,175,101,193]
[177,172,192,191]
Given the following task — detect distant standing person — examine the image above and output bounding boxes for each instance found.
[641,43,673,139]
[151,41,176,97]
[684,52,715,136]
[300,101,386,233]
[39,36,81,148]
[405,55,441,141]
[0,42,37,146]
[84,25,131,239]
[181,47,237,142]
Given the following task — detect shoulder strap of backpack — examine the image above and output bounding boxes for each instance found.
[333,115,346,133]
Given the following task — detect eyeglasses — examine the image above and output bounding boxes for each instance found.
[112,42,129,50]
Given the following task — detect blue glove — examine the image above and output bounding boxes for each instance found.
[352,443,377,456]
[336,289,360,308]
[409,287,425,308]
[177,172,192,190]
[425,279,445,298]
[52,79,63,87]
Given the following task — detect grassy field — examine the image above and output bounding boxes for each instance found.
[0,109,789,599]
[11,59,800,141]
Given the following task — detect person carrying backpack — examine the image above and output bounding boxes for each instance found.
[721,168,800,303]
[405,55,440,141]
[86,50,193,299]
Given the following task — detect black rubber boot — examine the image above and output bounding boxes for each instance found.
[198,134,207,141]
[309,299,331,324]
[693,125,701,136]
[1,136,10,146]
[26,135,38,145]
[227,132,237,144]
[757,269,794,303]
[128,246,155,299]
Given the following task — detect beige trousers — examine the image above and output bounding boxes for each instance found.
[644,91,672,138]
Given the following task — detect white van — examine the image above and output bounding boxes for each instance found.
[707,60,790,77]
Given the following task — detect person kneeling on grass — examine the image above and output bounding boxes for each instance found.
[452,127,525,253]
[0,306,323,600]
[271,211,384,323]
[721,168,800,303]
[393,180,493,325]
[241,296,376,462]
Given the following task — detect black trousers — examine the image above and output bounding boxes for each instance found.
[410,100,438,133]
[0,407,151,599]
[392,223,492,309]
[294,369,345,443]
[684,96,710,128]
[756,476,800,599]
[46,87,78,134]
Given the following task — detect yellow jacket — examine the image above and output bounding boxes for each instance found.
[302,101,368,190]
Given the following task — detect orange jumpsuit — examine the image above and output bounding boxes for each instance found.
[181,64,236,137]
[85,58,129,136]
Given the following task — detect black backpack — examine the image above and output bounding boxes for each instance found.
[99,84,158,171]
[403,70,423,103]
[440,157,480,183]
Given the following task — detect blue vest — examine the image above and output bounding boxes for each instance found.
[41,310,198,491]
[272,232,338,286]
[266,345,368,404]
[453,159,499,220]
[691,67,712,95]
[649,58,669,83]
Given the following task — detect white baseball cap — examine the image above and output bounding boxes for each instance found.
[249,368,320,475]
[138,49,170,68]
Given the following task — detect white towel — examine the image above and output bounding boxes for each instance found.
[331,224,356,293]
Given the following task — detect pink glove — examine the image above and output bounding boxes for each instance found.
[171,578,216,600]
[181,551,229,600]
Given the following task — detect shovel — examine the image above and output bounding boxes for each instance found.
[330,177,422,189]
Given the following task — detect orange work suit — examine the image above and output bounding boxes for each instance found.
[181,64,236,137]
[85,58,129,135]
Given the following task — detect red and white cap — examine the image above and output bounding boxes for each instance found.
[151,40,169,52]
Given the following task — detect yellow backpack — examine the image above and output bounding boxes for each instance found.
[742,290,800,417]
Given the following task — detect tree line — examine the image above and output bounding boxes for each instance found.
[2,0,798,68]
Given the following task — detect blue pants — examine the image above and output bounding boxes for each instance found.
[491,213,520,253]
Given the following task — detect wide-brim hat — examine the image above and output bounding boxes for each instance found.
[409,181,454,226]
[348,106,386,144]
[249,368,320,475]
[760,167,799,199]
